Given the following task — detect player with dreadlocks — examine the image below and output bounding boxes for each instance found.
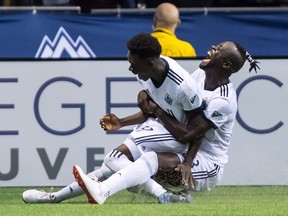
[22,33,203,204]
[71,41,260,204]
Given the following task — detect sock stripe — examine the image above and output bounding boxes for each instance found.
[109,150,124,158]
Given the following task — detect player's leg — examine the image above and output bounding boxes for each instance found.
[22,162,114,203]
[73,151,159,204]
[51,162,114,203]
[155,151,224,192]
[103,119,183,199]
[22,137,140,204]
[131,118,188,155]
[105,142,173,199]
[87,119,190,203]
[73,151,192,204]
[103,117,187,175]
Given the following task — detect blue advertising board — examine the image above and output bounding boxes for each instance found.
[0,11,287,58]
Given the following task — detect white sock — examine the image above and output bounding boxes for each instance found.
[53,181,83,203]
[99,151,158,197]
[143,179,167,197]
[87,163,113,181]
[104,149,133,172]
[53,163,113,202]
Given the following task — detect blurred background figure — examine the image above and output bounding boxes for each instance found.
[213,0,281,6]
[42,0,70,6]
[73,0,137,13]
[3,0,30,5]
[151,2,196,57]
[121,0,137,8]
[3,0,286,8]
[145,0,181,8]
[0,0,12,6]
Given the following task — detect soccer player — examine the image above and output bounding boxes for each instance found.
[22,32,203,204]
[72,41,260,204]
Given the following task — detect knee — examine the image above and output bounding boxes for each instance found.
[141,151,158,167]
[157,152,180,170]
[103,149,125,164]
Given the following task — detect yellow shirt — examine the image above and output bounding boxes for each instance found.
[151,27,196,57]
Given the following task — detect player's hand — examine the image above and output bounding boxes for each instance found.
[99,113,121,131]
[175,162,195,190]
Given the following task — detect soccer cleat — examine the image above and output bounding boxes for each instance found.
[158,192,193,204]
[73,165,106,204]
[22,188,57,204]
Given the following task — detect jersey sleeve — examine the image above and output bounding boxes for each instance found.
[203,97,233,129]
[178,75,203,111]
[190,68,203,81]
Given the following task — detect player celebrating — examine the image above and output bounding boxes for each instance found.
[22,33,203,204]
[72,41,259,204]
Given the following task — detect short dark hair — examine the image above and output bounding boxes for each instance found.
[127,33,161,58]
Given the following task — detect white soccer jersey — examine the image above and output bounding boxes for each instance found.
[137,56,202,123]
[191,68,238,167]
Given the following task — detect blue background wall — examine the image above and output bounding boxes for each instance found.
[0,11,287,58]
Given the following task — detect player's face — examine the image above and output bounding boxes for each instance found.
[200,42,231,70]
[127,51,152,81]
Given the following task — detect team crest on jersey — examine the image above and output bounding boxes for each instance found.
[35,26,96,58]
[190,95,196,104]
[164,93,173,105]
[212,111,222,117]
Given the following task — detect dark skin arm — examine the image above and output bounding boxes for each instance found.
[138,90,210,143]
[156,110,209,189]
[138,90,211,188]
[175,136,204,188]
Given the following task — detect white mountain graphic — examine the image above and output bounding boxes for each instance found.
[35,26,96,58]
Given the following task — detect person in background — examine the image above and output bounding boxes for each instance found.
[151,2,197,57]
[42,0,70,6]
[121,0,137,8]
[1,0,11,5]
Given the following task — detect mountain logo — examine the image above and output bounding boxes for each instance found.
[35,26,96,58]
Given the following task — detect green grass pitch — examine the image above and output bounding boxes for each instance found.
[1,186,288,216]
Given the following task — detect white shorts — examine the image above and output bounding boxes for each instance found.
[123,118,222,191]
[123,118,188,161]
[188,150,224,191]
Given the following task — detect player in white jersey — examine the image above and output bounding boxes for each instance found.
[101,33,202,164]
[145,41,259,191]
[126,55,202,155]
[22,33,202,204]
[71,41,259,204]
[191,67,236,167]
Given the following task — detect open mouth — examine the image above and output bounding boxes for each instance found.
[202,50,212,63]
